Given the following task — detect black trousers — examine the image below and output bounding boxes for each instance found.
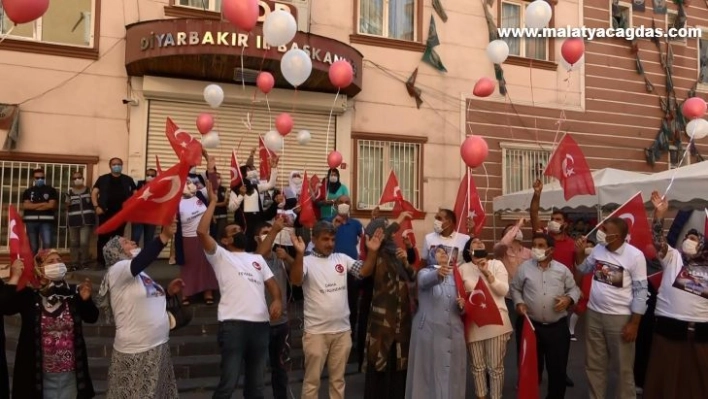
[96,213,125,267]
[532,317,571,399]
[348,274,373,369]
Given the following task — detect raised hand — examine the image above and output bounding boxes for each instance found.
[272,216,285,232]
[9,259,24,280]
[79,278,92,301]
[161,218,178,241]
[371,206,380,219]
[575,236,587,253]
[437,264,452,279]
[167,278,185,297]
[291,234,306,254]
[397,211,413,224]
[533,179,543,194]
[207,156,216,171]
[395,248,408,262]
[651,190,668,218]
[366,228,384,252]
[238,185,247,195]
[269,155,280,168]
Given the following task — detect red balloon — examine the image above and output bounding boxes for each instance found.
[196,113,214,135]
[256,72,275,94]
[561,38,585,66]
[275,113,293,136]
[460,136,489,169]
[472,78,495,98]
[2,0,49,24]
[328,60,354,89]
[327,151,343,169]
[222,0,259,32]
[682,97,707,120]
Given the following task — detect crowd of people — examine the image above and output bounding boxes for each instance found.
[1,150,707,399]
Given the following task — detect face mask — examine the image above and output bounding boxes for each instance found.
[584,247,593,256]
[515,231,523,241]
[189,167,197,174]
[531,248,548,261]
[596,230,607,246]
[292,177,303,185]
[682,239,699,256]
[329,176,339,184]
[259,234,268,242]
[232,232,248,250]
[34,179,45,187]
[337,204,350,215]
[130,248,141,258]
[146,176,154,182]
[111,165,122,174]
[548,221,562,234]
[472,249,487,259]
[433,220,444,234]
[247,170,258,180]
[43,263,67,281]
[183,183,197,196]
[73,179,84,186]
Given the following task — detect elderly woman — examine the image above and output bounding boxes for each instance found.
[406,245,466,399]
[316,168,349,220]
[96,219,191,399]
[459,238,512,399]
[1,249,98,399]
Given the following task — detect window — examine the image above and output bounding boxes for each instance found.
[0,0,96,48]
[357,0,417,41]
[611,1,631,30]
[177,0,221,11]
[500,0,548,61]
[697,28,708,90]
[667,10,686,45]
[501,143,552,194]
[353,134,425,214]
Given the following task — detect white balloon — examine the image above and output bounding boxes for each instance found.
[686,118,708,140]
[264,130,284,152]
[525,0,552,29]
[201,131,220,148]
[263,10,297,47]
[297,130,311,145]
[203,84,224,108]
[560,55,584,72]
[281,49,312,87]
[486,40,510,64]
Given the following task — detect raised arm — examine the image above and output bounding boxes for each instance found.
[530,179,543,232]
[130,221,175,277]
[650,190,669,259]
[290,234,307,286]
[482,259,509,298]
[257,218,284,257]
[257,156,279,193]
[198,181,219,255]
[354,228,383,278]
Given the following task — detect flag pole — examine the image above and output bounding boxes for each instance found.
[524,313,536,332]
[584,191,642,238]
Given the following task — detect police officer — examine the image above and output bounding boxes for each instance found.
[21,168,58,254]
[65,170,96,269]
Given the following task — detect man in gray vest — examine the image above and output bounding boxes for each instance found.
[65,170,96,269]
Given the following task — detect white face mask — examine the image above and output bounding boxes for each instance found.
[433,220,444,234]
[337,203,350,215]
[548,221,562,234]
[189,167,197,174]
[183,183,197,196]
[73,178,84,186]
[596,230,607,246]
[329,176,338,184]
[584,247,593,256]
[145,176,154,182]
[43,263,67,281]
[130,248,141,258]
[682,239,699,256]
[292,177,303,186]
[259,234,268,242]
[531,248,548,261]
[515,231,523,241]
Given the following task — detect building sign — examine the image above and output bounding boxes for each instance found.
[257,0,298,24]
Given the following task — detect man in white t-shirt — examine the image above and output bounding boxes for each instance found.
[575,217,648,399]
[421,208,471,267]
[197,182,283,399]
[290,220,384,399]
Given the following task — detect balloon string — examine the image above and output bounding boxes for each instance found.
[551,69,573,151]
[325,89,340,155]
[239,44,246,91]
[266,95,272,131]
[0,25,14,45]
[291,88,299,113]
[663,136,694,199]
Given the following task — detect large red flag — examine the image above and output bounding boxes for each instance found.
[298,170,317,228]
[379,170,403,204]
[155,155,163,175]
[96,161,190,234]
[453,265,475,340]
[608,192,656,259]
[230,150,243,189]
[467,277,504,326]
[453,171,486,236]
[165,118,203,166]
[7,206,38,290]
[518,317,539,399]
[392,200,420,249]
[544,134,596,201]
[259,136,275,180]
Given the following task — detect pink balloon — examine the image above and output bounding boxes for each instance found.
[460,136,489,169]
[2,0,49,24]
[327,151,343,169]
[275,113,293,136]
[328,60,354,89]
[561,38,585,66]
[257,72,275,94]
[222,0,259,32]
[682,97,707,120]
[472,78,495,98]
[196,113,214,135]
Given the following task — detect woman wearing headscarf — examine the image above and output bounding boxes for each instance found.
[316,168,348,220]
[361,213,416,399]
[1,249,98,399]
[459,238,512,399]
[96,220,191,399]
[405,245,467,399]
[284,171,303,209]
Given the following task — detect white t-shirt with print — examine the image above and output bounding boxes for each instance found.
[302,253,360,334]
[655,247,708,322]
[422,232,470,266]
[179,196,207,237]
[583,243,647,315]
[205,246,274,322]
[108,260,170,354]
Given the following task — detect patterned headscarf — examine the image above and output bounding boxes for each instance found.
[96,236,130,324]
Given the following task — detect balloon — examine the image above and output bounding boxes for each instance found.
[256,72,275,94]
[560,55,584,72]
[281,49,313,87]
[2,0,49,24]
[686,118,708,140]
[196,113,214,135]
[682,97,707,120]
[329,60,354,89]
[297,130,311,145]
[264,130,284,152]
[203,84,224,108]
[525,0,553,29]
[263,10,297,47]
[473,78,495,97]
[561,38,585,66]
[327,151,343,169]
[275,113,293,136]
[486,40,510,64]
[201,131,220,149]
[460,136,489,169]
[222,0,259,32]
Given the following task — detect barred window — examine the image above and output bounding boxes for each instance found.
[501,143,552,194]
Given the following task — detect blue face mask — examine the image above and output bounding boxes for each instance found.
[34,179,45,187]
[111,165,122,174]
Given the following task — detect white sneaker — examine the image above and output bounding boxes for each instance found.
[636,387,644,395]
[570,334,577,341]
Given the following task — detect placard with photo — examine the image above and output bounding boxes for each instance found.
[672,264,708,299]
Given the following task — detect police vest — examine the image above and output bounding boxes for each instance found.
[66,188,96,227]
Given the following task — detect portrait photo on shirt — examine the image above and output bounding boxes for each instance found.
[140,274,166,298]
[672,264,708,299]
[593,260,624,288]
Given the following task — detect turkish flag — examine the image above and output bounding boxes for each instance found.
[453,171,486,236]
[518,317,539,399]
[230,150,243,189]
[391,200,419,249]
[165,118,203,166]
[7,206,38,290]
[96,161,190,234]
[544,134,596,201]
[298,170,317,228]
[155,155,163,175]
[308,174,323,219]
[259,136,275,180]
[453,265,475,340]
[609,192,656,259]
[380,170,403,204]
[467,277,504,327]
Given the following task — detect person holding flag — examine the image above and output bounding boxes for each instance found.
[131,168,158,247]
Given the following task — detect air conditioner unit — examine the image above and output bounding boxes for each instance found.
[276,0,311,33]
